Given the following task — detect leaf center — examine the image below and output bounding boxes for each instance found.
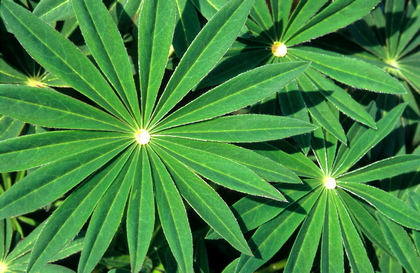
[323,176,336,189]
[0,262,8,273]
[134,129,151,145]
[272,42,287,57]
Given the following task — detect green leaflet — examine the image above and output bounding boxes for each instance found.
[33,0,73,24]
[0,115,24,141]
[234,188,323,273]
[76,148,135,273]
[287,0,381,45]
[298,73,347,144]
[0,139,130,220]
[304,67,377,129]
[291,47,406,95]
[155,62,309,130]
[150,0,255,125]
[0,130,129,172]
[190,0,227,20]
[278,80,311,154]
[377,213,420,273]
[321,191,344,273]
[284,191,327,273]
[333,192,375,273]
[0,1,134,126]
[339,182,420,230]
[139,0,176,124]
[282,0,329,43]
[173,0,201,57]
[332,103,407,176]
[241,140,323,178]
[26,148,133,273]
[73,0,141,124]
[338,189,395,258]
[155,146,252,255]
[126,148,155,273]
[270,0,293,38]
[148,147,194,273]
[0,85,130,132]
[152,137,286,201]
[339,155,420,183]
[158,114,316,143]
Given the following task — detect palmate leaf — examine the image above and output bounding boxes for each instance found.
[0,0,135,127]
[0,0,315,271]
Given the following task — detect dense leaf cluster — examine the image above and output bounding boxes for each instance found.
[0,0,419,272]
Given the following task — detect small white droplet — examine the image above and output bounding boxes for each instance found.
[134,129,151,145]
[272,42,287,57]
[324,177,336,189]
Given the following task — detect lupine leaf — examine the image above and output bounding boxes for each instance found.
[282,0,329,43]
[139,0,176,125]
[153,137,285,201]
[279,80,311,154]
[377,213,420,273]
[287,0,381,45]
[190,0,227,19]
[26,149,133,273]
[77,149,134,273]
[156,62,309,130]
[321,191,344,273]
[33,0,73,24]
[0,139,130,219]
[72,0,141,123]
[0,131,129,172]
[333,103,407,176]
[291,47,406,95]
[155,146,252,255]
[173,0,201,57]
[0,85,130,132]
[284,191,327,273]
[234,188,323,273]
[148,147,194,273]
[298,73,347,143]
[304,67,377,128]
[126,148,155,273]
[333,192,374,273]
[0,115,24,141]
[0,0,134,125]
[339,182,420,230]
[158,114,316,143]
[339,155,420,183]
[270,0,293,39]
[338,189,394,258]
[241,140,324,178]
[150,0,255,125]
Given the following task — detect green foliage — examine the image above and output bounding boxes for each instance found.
[0,0,418,272]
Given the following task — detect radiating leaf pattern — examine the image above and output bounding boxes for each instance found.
[0,0,314,271]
